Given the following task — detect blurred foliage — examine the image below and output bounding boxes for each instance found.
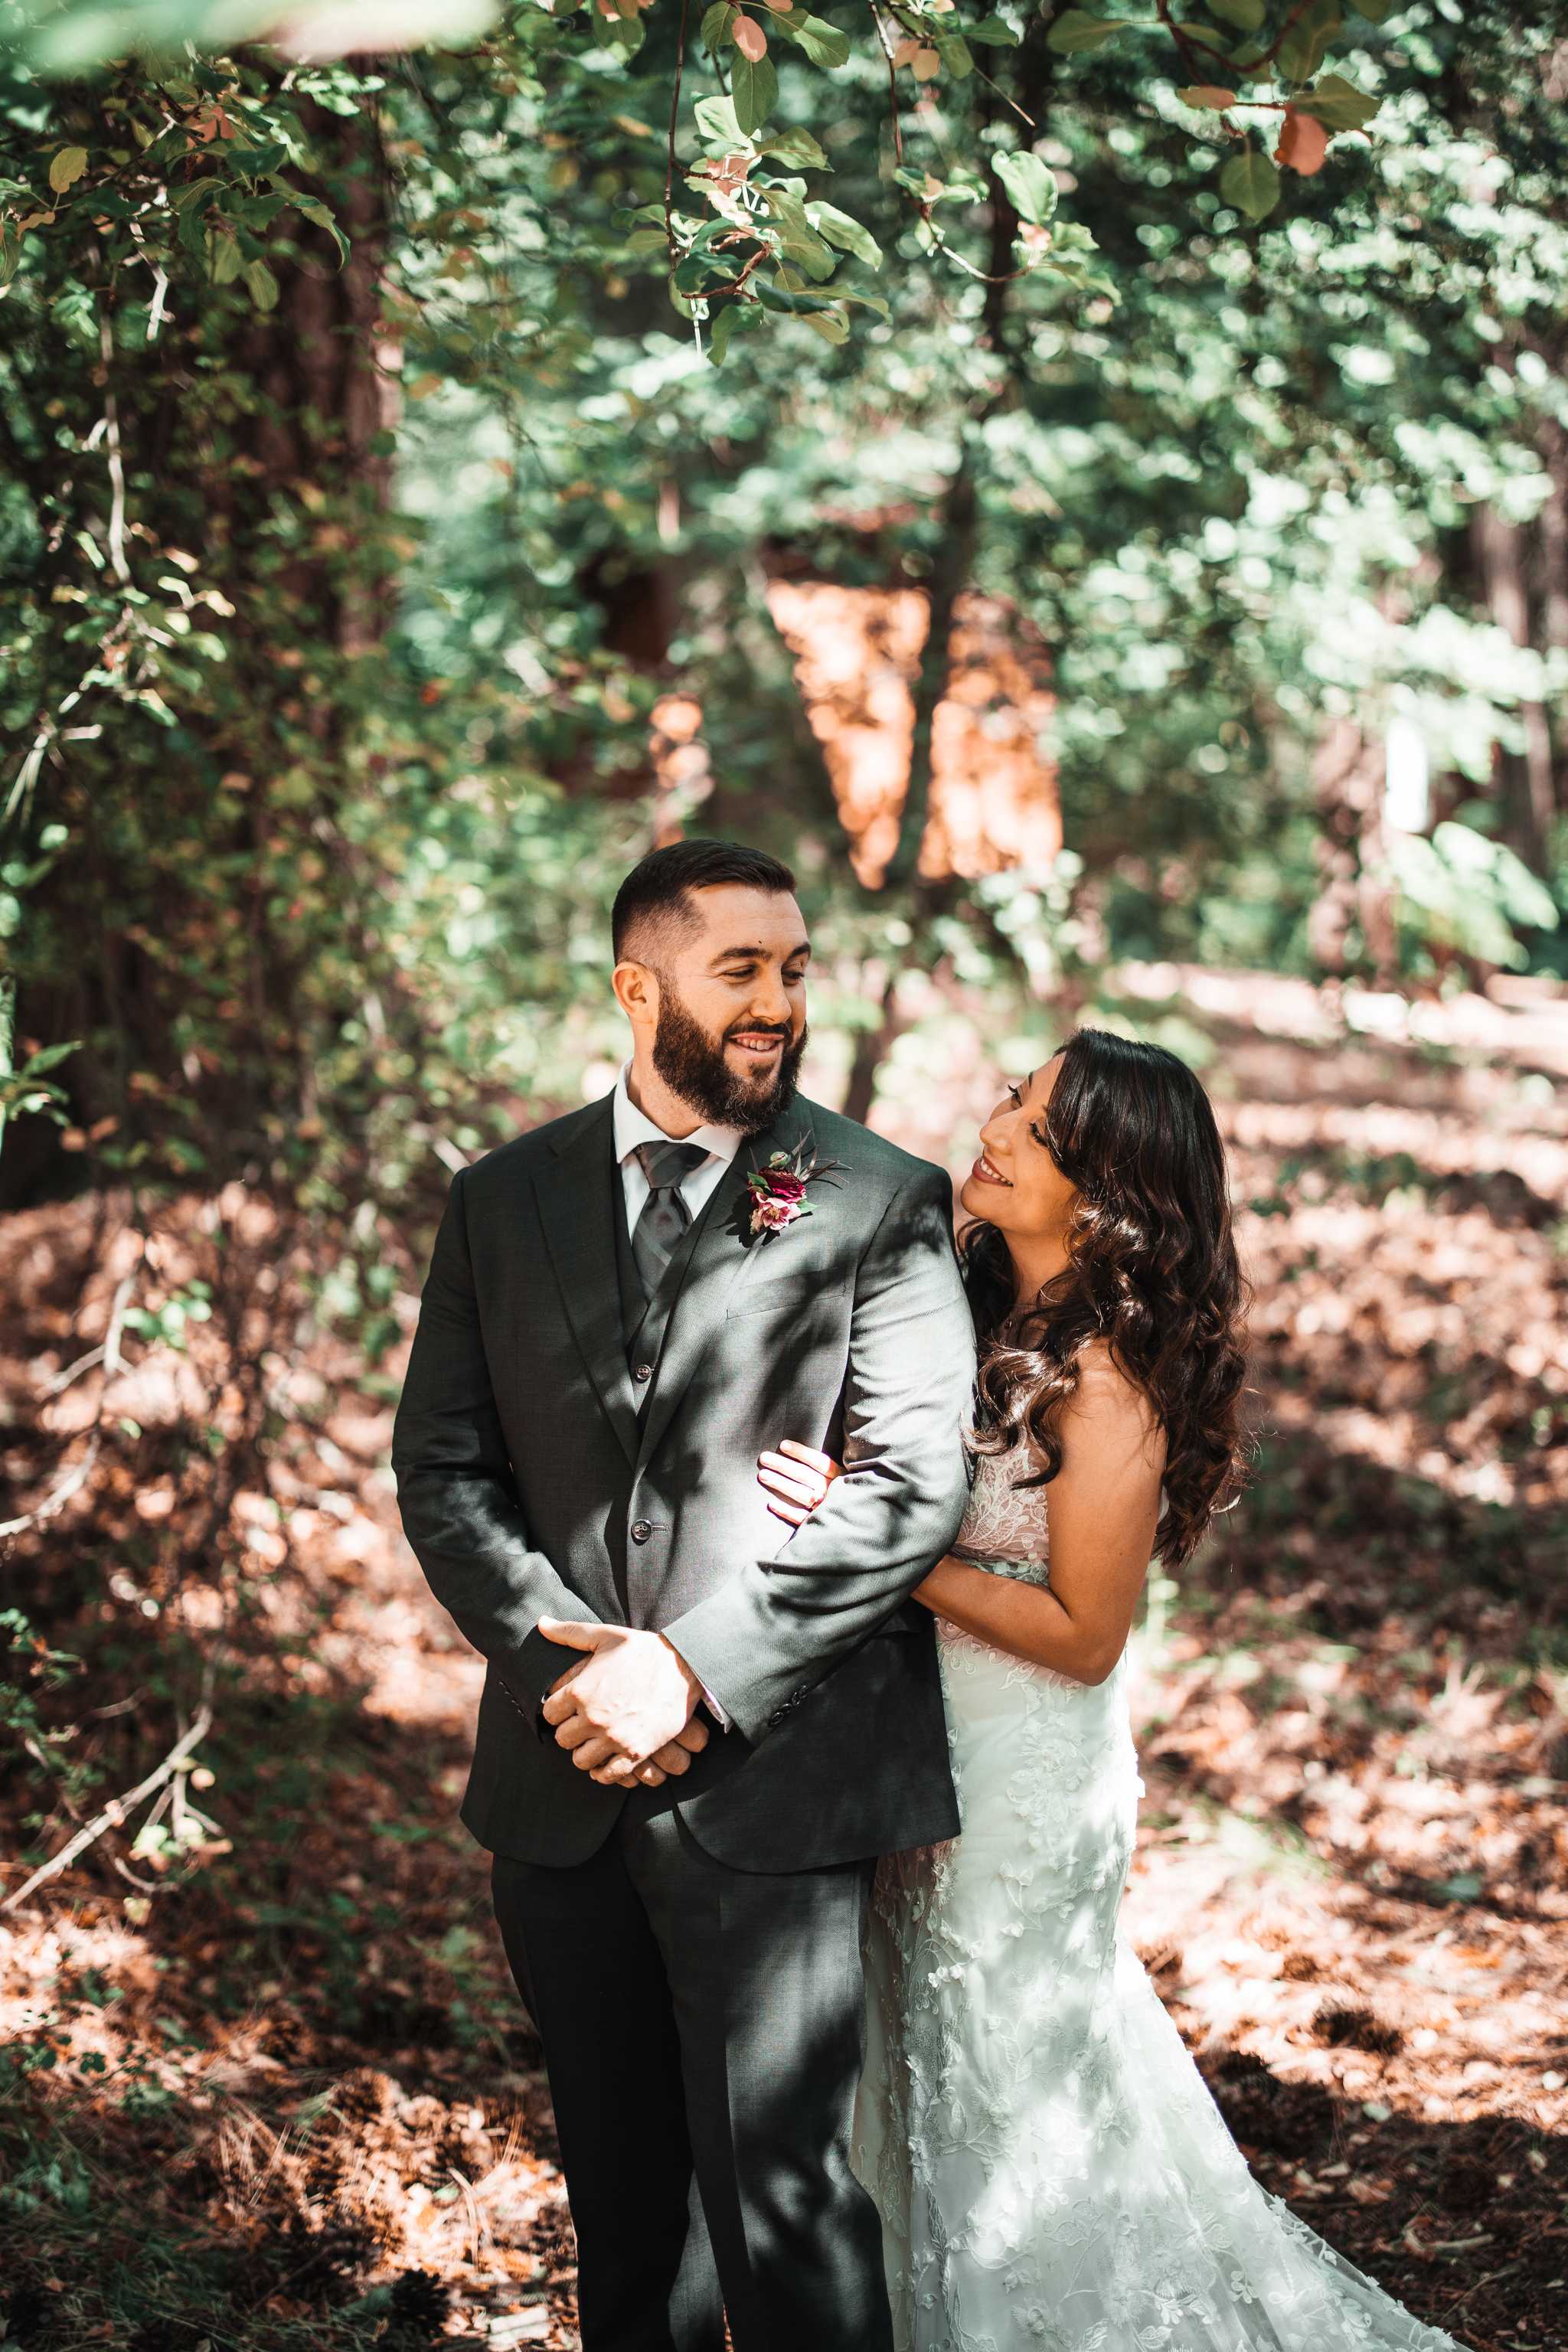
[0,0,1564,1223]
[1387,818,1560,974]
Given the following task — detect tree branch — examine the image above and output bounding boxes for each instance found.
[2,1671,216,1916]
[665,0,691,270]
[0,1266,138,1541]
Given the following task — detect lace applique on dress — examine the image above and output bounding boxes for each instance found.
[950,1449,1054,1587]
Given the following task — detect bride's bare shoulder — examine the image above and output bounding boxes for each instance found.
[1066,1341,1166,1473]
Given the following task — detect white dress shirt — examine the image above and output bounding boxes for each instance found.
[611,1062,743,1732]
[612,1060,743,1229]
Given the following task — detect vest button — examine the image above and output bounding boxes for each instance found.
[630,1519,652,1544]
[634,1364,652,1383]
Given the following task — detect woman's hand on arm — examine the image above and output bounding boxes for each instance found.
[915,1351,1166,1686]
[756,1440,842,1526]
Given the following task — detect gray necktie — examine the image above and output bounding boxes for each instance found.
[631,1139,708,1298]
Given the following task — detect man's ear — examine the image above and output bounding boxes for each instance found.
[612,958,659,1026]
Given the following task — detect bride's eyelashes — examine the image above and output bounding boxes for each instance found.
[1005,1081,1054,1159]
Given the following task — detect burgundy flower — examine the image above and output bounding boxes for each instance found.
[743,1136,841,1241]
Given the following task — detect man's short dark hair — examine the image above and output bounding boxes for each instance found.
[612,838,799,963]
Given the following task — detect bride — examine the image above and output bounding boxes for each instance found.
[757,1029,1457,2352]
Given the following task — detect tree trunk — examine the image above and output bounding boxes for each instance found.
[6,93,398,1205]
[1308,716,1396,987]
[841,971,904,1129]
[1534,400,1568,845]
[1470,503,1555,874]
[885,448,978,890]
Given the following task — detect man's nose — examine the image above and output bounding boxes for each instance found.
[748,975,792,1025]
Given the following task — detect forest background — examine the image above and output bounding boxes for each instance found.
[1,1,1566,2346]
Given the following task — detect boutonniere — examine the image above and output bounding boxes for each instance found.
[745,1136,841,1240]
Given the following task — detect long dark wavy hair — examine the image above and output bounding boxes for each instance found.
[960,1029,1250,1566]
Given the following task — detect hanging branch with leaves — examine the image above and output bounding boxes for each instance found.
[5,0,1393,369]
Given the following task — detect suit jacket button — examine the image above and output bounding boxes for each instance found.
[634,1364,652,1383]
[630,1519,652,1544]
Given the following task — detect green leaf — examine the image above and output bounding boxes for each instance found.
[966,12,1021,42]
[16,1039,80,1079]
[1219,145,1280,220]
[731,49,779,136]
[294,194,349,266]
[227,141,287,179]
[590,4,645,53]
[176,201,210,263]
[930,28,974,77]
[1204,0,1262,26]
[790,12,851,67]
[994,149,1058,227]
[754,275,843,314]
[48,146,89,194]
[758,126,830,169]
[675,250,742,292]
[800,309,849,345]
[709,296,764,364]
[700,0,737,44]
[208,230,244,285]
[761,185,836,276]
[805,198,882,266]
[692,93,745,149]
[1276,0,1341,83]
[1296,70,1380,131]
[1171,19,1236,61]
[244,259,279,310]
[1046,9,1119,53]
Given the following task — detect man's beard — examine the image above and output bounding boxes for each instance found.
[651,991,808,1135]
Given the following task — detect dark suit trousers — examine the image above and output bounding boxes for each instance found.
[491,1812,891,2352]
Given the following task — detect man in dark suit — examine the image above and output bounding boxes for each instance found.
[391,838,975,2352]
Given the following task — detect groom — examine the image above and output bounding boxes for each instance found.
[392,838,975,2352]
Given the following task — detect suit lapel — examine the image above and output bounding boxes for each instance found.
[533,1095,640,1468]
[635,1099,813,1469]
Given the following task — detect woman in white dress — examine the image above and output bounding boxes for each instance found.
[756,1031,1459,2352]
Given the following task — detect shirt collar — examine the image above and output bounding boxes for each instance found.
[612,1061,743,1171]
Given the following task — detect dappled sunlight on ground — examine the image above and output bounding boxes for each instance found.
[2,965,1564,2347]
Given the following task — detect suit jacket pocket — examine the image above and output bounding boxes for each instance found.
[725,1273,826,1321]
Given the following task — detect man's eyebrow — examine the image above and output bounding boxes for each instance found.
[708,939,812,966]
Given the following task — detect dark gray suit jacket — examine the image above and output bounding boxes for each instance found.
[390,1089,976,1872]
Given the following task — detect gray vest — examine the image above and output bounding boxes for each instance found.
[612,1153,727,1401]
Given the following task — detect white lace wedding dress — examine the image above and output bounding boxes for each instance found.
[852,1449,1459,2352]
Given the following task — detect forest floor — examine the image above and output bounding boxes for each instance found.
[2,966,1565,2352]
